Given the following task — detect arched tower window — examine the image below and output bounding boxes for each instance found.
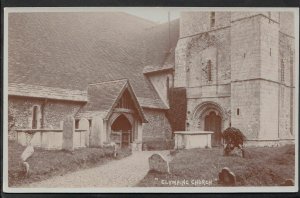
[207,60,212,81]
[210,12,215,28]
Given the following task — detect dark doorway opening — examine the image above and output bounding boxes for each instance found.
[204,111,222,147]
[111,115,132,148]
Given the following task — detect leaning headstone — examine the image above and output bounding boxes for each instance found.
[149,153,170,174]
[20,145,34,176]
[79,118,90,147]
[62,115,75,151]
[21,145,34,162]
[280,179,294,186]
[218,167,236,186]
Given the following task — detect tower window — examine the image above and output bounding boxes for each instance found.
[270,48,272,56]
[210,12,215,28]
[237,108,240,115]
[207,60,212,81]
[281,59,285,82]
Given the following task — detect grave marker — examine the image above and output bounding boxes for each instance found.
[218,167,236,186]
[62,115,75,151]
[149,153,170,174]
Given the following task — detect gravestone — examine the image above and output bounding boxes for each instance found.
[149,153,170,174]
[218,167,236,186]
[90,116,102,147]
[21,145,34,162]
[62,115,75,151]
[20,145,34,176]
[79,118,90,147]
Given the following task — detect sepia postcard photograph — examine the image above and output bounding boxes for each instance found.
[2,6,299,193]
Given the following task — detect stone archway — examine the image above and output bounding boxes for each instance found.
[111,114,133,148]
[191,101,227,147]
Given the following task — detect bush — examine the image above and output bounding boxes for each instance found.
[222,127,246,156]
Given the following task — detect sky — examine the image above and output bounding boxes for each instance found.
[124,8,180,23]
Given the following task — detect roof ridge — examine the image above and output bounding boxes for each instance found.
[8,83,86,92]
[88,78,128,86]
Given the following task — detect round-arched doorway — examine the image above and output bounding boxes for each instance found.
[111,114,132,148]
[204,111,222,147]
[191,101,227,147]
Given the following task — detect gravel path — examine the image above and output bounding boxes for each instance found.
[23,150,169,188]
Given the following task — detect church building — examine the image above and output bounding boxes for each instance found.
[8,11,295,150]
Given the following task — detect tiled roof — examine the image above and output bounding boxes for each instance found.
[8,12,179,109]
[137,97,168,109]
[82,79,128,114]
[79,79,147,122]
[142,19,180,70]
[8,83,87,102]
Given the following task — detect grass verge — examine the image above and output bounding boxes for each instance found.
[8,140,131,187]
[137,144,295,187]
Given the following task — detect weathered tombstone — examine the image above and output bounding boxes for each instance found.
[149,153,170,174]
[20,145,34,176]
[218,167,236,186]
[79,118,90,147]
[280,179,294,186]
[90,116,102,147]
[62,115,75,151]
[21,145,34,162]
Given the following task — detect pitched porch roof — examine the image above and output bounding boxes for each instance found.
[77,79,147,123]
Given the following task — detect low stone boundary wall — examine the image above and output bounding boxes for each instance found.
[16,129,87,150]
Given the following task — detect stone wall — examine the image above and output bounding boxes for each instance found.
[260,15,279,82]
[180,12,231,38]
[259,81,279,140]
[143,108,172,140]
[231,12,279,22]
[175,12,231,88]
[8,96,83,139]
[279,85,294,139]
[230,81,260,140]
[279,12,295,37]
[142,108,173,149]
[231,15,261,81]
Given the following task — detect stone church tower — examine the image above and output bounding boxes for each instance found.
[174,11,295,146]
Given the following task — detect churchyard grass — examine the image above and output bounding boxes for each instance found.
[8,140,131,187]
[137,144,295,187]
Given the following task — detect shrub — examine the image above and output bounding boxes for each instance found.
[222,127,246,156]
